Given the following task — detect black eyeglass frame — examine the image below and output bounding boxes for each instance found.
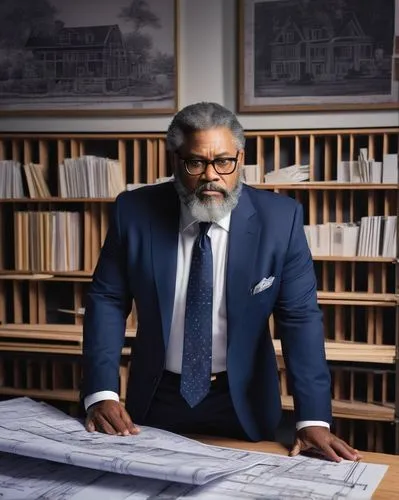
[179,151,240,176]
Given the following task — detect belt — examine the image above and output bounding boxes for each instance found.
[163,370,228,384]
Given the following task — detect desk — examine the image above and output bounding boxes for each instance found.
[198,437,399,500]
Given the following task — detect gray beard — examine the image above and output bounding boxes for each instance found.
[174,172,242,222]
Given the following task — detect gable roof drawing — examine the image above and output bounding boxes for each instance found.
[272,11,371,45]
[25,25,123,50]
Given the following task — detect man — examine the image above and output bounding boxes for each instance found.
[82,102,360,462]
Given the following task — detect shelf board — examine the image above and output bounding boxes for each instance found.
[0,342,132,356]
[0,271,94,281]
[0,197,115,203]
[1,182,397,203]
[281,396,394,421]
[273,339,395,364]
[0,324,136,336]
[0,325,136,356]
[0,387,80,402]
[312,256,395,262]
[0,323,136,355]
[317,291,398,306]
[252,182,398,190]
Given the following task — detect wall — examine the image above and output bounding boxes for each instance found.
[0,0,398,133]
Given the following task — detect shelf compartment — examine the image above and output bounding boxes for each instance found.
[281,395,394,421]
[273,339,395,364]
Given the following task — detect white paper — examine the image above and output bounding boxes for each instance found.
[0,448,387,499]
[0,398,266,485]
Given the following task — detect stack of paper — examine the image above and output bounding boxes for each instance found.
[23,163,51,198]
[358,216,397,257]
[0,398,389,499]
[126,176,173,191]
[243,164,261,184]
[337,148,397,183]
[304,219,396,257]
[264,164,310,183]
[59,156,125,198]
[382,154,398,183]
[0,160,24,198]
[304,224,331,255]
[14,211,81,271]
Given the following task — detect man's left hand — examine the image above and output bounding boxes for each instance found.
[289,426,362,462]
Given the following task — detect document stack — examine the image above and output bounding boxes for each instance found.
[59,156,125,198]
[337,148,398,183]
[357,216,397,257]
[0,160,24,198]
[304,218,397,258]
[304,223,359,257]
[14,211,81,271]
[264,164,310,183]
[23,163,51,198]
[126,176,174,190]
[243,164,261,184]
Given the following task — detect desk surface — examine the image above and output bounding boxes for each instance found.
[198,437,399,500]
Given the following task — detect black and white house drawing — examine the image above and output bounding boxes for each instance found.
[0,0,177,114]
[240,0,399,111]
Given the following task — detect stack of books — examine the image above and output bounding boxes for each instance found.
[337,149,398,183]
[59,156,125,198]
[357,216,397,257]
[14,211,81,271]
[304,217,397,257]
[23,163,51,198]
[0,160,24,198]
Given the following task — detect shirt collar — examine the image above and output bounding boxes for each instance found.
[180,201,231,233]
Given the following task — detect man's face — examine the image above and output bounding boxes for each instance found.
[173,127,244,222]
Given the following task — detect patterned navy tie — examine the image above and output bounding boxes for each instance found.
[180,222,213,407]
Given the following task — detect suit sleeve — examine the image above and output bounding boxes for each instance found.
[273,203,332,424]
[82,194,133,398]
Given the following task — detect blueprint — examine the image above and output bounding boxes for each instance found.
[0,397,268,485]
[0,449,387,499]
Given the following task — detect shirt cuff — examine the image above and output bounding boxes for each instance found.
[296,420,330,431]
[84,391,120,411]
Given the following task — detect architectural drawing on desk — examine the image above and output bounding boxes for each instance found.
[0,397,267,485]
[0,450,387,500]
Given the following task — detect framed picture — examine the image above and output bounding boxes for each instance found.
[0,0,178,116]
[238,0,399,112]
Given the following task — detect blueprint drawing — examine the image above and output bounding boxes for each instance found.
[0,397,268,485]
[0,450,387,499]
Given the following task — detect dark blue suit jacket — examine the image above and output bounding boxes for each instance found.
[82,182,332,441]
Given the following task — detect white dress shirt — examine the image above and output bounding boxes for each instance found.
[85,202,329,431]
[165,204,229,373]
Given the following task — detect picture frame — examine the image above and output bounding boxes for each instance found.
[238,0,399,113]
[0,0,179,116]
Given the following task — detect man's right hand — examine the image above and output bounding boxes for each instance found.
[85,400,140,436]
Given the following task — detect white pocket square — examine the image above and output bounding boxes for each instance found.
[252,276,275,295]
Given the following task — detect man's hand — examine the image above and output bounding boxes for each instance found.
[289,426,362,462]
[85,400,140,436]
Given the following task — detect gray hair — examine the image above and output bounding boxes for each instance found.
[166,102,245,153]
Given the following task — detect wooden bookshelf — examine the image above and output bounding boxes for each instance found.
[281,396,395,422]
[0,128,397,453]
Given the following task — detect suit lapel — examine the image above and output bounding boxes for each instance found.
[226,186,260,342]
[151,184,180,348]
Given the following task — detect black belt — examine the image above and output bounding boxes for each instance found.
[163,370,228,384]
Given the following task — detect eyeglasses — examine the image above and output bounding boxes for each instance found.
[180,152,239,176]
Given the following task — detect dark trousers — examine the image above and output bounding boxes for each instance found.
[143,370,248,440]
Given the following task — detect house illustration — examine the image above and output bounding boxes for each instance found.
[268,12,376,82]
[25,25,148,93]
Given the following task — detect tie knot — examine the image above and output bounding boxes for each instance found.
[198,222,212,238]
